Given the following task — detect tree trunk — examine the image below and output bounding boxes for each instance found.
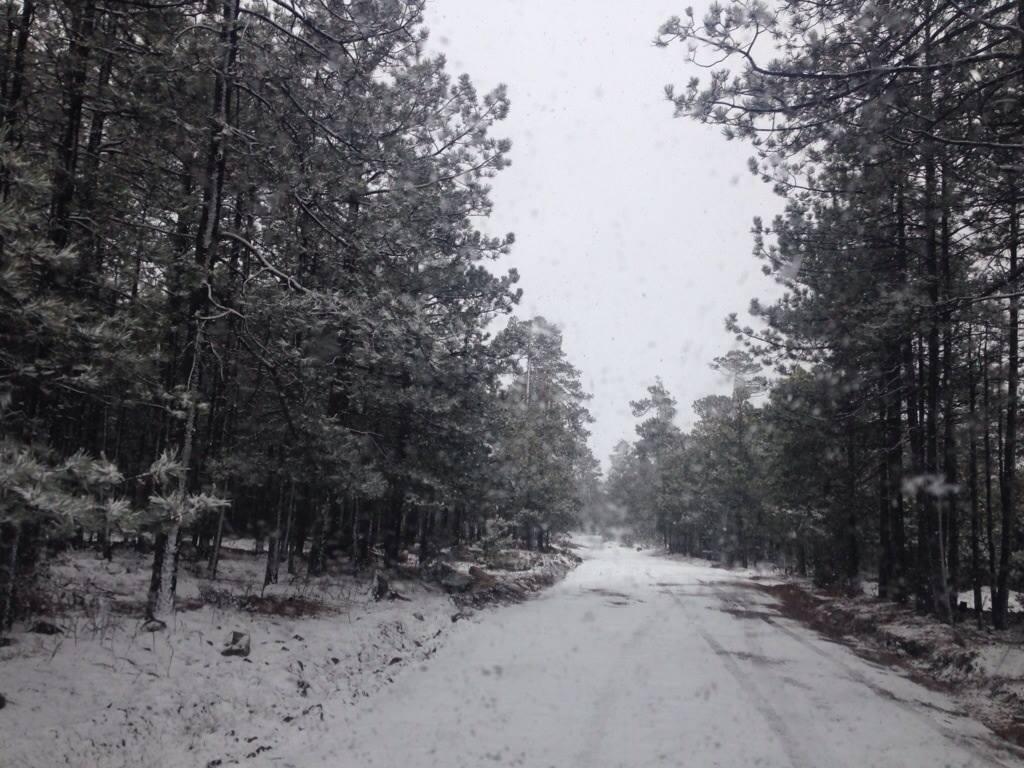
[940,162,959,612]
[845,420,860,585]
[147,527,180,622]
[878,393,892,597]
[49,0,98,249]
[994,192,1019,630]
[968,328,984,626]
[904,335,925,599]
[1,0,34,145]
[418,508,432,568]
[77,20,113,279]
[0,523,19,632]
[147,0,240,619]
[207,500,225,579]
[282,486,295,572]
[888,355,908,598]
[921,72,950,618]
[307,501,330,577]
[984,329,998,607]
[264,482,285,588]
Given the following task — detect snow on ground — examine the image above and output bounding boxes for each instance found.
[0,544,572,768]
[862,581,1022,612]
[957,586,1024,614]
[5,540,1022,767]
[735,571,1024,750]
[260,538,1023,768]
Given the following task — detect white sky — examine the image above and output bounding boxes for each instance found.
[424,0,783,468]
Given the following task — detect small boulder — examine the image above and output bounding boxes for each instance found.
[141,618,166,633]
[429,562,475,593]
[28,621,62,636]
[441,570,473,593]
[468,566,496,589]
[221,631,251,657]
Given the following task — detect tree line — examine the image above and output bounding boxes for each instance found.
[609,0,1024,630]
[0,0,597,630]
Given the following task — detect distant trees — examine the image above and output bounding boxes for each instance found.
[627,379,687,547]
[612,360,767,567]
[0,0,591,631]
[491,317,598,549]
[632,0,1024,628]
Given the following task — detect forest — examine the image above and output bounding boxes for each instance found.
[0,0,600,631]
[606,0,1024,632]
[7,0,1024,765]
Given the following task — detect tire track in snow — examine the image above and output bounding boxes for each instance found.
[709,577,1024,768]
[664,584,818,768]
[573,567,660,767]
[760,608,1024,767]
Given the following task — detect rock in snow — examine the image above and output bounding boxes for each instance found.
[434,564,473,593]
[467,565,496,588]
[27,621,62,636]
[140,618,166,633]
[221,631,251,658]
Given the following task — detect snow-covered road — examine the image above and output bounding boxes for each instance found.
[270,538,1022,768]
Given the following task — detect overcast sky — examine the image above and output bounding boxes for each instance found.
[424,1,783,468]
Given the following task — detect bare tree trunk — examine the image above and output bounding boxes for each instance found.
[906,336,926,601]
[418,508,431,569]
[921,36,950,617]
[985,329,998,604]
[207,500,225,578]
[968,328,984,626]
[0,523,19,632]
[49,0,98,249]
[899,177,927,608]
[146,0,240,620]
[995,191,1019,630]
[453,505,463,545]
[940,163,959,612]
[878,393,892,597]
[307,500,330,577]
[845,420,860,586]
[888,357,908,598]
[1,0,34,142]
[77,18,113,279]
[264,482,285,589]
[282,485,295,570]
[147,324,205,620]
[288,500,305,576]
